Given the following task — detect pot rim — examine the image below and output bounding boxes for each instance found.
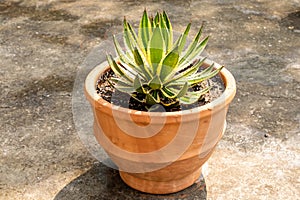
[84,58,236,117]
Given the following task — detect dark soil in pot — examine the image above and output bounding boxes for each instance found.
[96,68,225,112]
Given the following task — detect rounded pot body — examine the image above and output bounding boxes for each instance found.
[84,59,236,194]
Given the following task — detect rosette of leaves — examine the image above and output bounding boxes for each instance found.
[106,10,223,110]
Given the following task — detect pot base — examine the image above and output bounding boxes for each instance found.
[119,167,202,194]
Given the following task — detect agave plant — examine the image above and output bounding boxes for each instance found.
[106,10,223,110]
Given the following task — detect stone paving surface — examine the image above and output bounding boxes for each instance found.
[0,0,299,199]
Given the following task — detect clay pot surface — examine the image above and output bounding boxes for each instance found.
[84,59,236,194]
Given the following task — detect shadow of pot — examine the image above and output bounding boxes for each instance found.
[54,162,207,200]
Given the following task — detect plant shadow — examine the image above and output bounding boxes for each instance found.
[54,162,207,200]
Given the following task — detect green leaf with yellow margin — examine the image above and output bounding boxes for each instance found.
[148,27,164,73]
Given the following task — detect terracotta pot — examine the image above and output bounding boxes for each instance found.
[84,59,236,194]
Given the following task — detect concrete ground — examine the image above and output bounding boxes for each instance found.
[0,0,299,199]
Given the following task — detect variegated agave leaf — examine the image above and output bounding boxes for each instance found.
[106,10,223,109]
